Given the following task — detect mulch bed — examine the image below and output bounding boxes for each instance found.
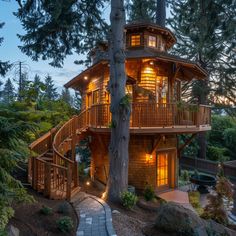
[8,166,77,236]
[8,188,78,236]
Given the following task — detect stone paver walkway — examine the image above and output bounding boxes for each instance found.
[157,189,195,212]
[72,192,116,236]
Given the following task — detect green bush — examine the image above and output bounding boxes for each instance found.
[40,205,53,215]
[57,216,73,233]
[57,202,69,214]
[121,191,138,209]
[207,146,229,162]
[144,185,155,201]
[182,170,189,182]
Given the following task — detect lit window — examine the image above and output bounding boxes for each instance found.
[131,35,141,46]
[93,90,99,104]
[148,35,157,47]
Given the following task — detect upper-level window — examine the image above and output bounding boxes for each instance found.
[148,35,157,47]
[131,35,141,46]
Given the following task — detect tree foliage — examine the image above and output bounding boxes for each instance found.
[15,0,109,67]
[168,0,236,108]
[0,22,11,76]
[0,117,35,232]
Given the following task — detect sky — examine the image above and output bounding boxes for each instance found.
[0,1,108,91]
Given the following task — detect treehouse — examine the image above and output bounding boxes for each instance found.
[28,21,211,200]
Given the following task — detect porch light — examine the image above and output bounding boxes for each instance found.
[149,60,154,66]
[86,181,90,186]
[84,76,88,80]
[146,154,153,163]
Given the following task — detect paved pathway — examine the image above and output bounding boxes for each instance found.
[72,192,116,236]
[157,189,195,212]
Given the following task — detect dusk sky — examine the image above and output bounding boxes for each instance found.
[0,1,101,91]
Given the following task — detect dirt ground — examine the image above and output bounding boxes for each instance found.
[8,188,78,236]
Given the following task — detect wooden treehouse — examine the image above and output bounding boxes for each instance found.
[28,21,211,200]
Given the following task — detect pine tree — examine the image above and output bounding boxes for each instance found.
[44,74,58,101]
[168,0,236,158]
[0,22,11,76]
[18,71,30,101]
[126,0,156,22]
[2,78,15,104]
[15,0,109,67]
[32,74,45,102]
[168,0,236,107]
[61,88,72,105]
[73,91,81,111]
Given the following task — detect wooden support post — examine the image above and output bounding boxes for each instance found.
[32,157,38,190]
[66,165,72,201]
[44,162,51,197]
[150,136,162,156]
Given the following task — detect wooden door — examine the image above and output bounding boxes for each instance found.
[156,152,170,189]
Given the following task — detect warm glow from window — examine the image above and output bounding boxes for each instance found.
[131,35,141,46]
[157,153,168,187]
[93,90,99,104]
[148,35,157,47]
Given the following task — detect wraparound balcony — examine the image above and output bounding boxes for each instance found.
[78,103,211,134]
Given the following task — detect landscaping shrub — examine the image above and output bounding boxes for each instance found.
[121,191,138,209]
[57,202,69,215]
[182,170,189,182]
[40,205,53,215]
[144,185,155,201]
[57,216,73,233]
[188,191,203,215]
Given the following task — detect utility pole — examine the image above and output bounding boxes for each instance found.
[18,61,22,101]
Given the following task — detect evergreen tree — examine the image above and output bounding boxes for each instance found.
[126,0,156,22]
[32,74,45,102]
[0,22,11,76]
[2,78,15,104]
[168,0,236,158]
[15,0,109,67]
[73,91,81,111]
[44,74,58,101]
[168,0,236,107]
[18,71,30,101]
[61,88,72,105]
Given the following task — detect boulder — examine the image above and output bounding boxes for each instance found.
[155,202,235,236]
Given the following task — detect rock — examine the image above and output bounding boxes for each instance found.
[155,202,203,235]
[155,202,236,236]
[7,225,19,236]
[112,210,120,214]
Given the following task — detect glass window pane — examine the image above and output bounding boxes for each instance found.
[148,35,157,47]
[131,35,141,46]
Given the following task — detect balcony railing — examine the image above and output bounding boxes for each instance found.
[85,103,211,129]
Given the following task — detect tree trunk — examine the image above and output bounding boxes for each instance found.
[232,184,236,216]
[105,0,131,202]
[156,0,166,27]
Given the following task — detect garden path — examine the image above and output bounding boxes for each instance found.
[71,192,116,236]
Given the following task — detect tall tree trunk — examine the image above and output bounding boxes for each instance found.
[105,0,131,202]
[156,0,166,27]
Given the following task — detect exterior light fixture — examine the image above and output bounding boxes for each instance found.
[150,61,154,65]
[146,154,153,163]
[84,76,88,80]
[86,181,90,186]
